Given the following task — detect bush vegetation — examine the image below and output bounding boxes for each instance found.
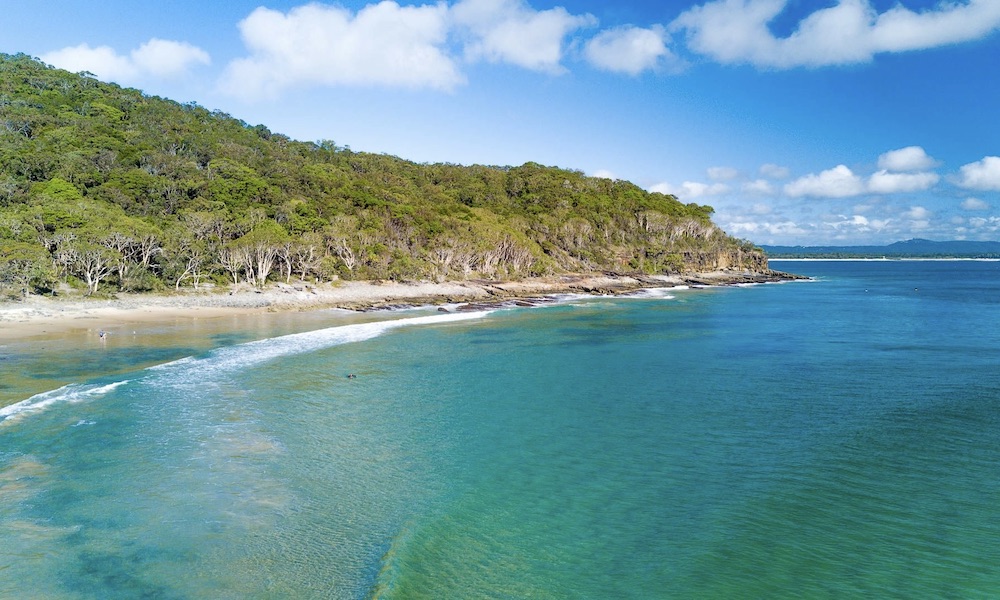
[0,53,764,298]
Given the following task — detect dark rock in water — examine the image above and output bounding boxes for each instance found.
[438,306,450,312]
[457,302,503,312]
[359,303,417,312]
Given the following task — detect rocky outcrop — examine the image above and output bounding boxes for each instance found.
[681,246,769,273]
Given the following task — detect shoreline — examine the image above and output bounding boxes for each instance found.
[0,270,802,342]
[769,257,1000,261]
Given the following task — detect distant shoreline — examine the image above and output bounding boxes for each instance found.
[0,270,801,342]
[770,257,1000,261]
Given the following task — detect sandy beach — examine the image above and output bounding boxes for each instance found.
[0,270,795,342]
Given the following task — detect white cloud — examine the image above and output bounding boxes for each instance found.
[672,0,1000,68]
[957,156,1000,190]
[904,206,930,220]
[649,181,730,201]
[219,3,462,97]
[784,165,865,198]
[961,197,990,211]
[724,220,807,237]
[759,163,790,179]
[743,179,774,195]
[584,25,670,75]
[591,169,617,180]
[969,216,1000,231]
[867,169,939,193]
[130,39,211,78]
[877,146,937,171]
[218,0,598,96]
[707,166,739,181]
[872,0,1000,51]
[650,181,730,199]
[452,0,596,73]
[41,39,209,83]
[43,44,137,81]
[824,213,892,233]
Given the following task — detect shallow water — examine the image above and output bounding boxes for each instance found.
[3,261,1000,598]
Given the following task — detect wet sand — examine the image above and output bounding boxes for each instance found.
[0,271,798,342]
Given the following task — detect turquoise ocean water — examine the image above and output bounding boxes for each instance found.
[2,260,1000,598]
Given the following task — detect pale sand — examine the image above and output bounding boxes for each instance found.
[0,271,786,342]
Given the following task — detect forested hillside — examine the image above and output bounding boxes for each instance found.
[0,53,764,298]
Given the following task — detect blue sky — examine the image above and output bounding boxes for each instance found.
[3,0,1000,245]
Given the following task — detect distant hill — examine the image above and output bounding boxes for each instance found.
[763,239,1000,258]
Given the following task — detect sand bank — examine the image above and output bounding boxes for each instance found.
[0,271,797,342]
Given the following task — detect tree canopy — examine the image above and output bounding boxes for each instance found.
[0,53,764,298]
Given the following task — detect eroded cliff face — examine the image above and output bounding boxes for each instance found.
[681,247,769,273]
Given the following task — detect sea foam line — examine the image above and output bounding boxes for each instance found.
[174,310,491,378]
[623,286,684,299]
[2,311,491,425]
[0,380,130,426]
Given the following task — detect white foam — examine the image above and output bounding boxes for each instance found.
[2,311,492,426]
[181,310,491,378]
[623,287,680,300]
[1,380,129,425]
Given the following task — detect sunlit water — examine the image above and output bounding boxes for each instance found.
[3,260,1000,598]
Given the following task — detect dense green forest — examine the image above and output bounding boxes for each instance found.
[0,53,764,299]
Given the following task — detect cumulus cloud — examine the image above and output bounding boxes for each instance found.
[784,165,866,198]
[650,180,730,198]
[968,216,1000,232]
[961,197,990,211]
[452,0,596,73]
[584,25,670,75]
[41,39,209,83]
[707,166,739,181]
[724,220,807,237]
[42,44,136,81]
[877,146,937,171]
[218,3,462,97]
[957,156,1000,190]
[672,0,1000,68]
[782,159,942,198]
[131,39,212,77]
[825,214,890,232]
[218,0,599,96]
[904,206,931,220]
[759,163,791,179]
[743,179,775,195]
[867,169,939,193]
[867,217,891,231]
